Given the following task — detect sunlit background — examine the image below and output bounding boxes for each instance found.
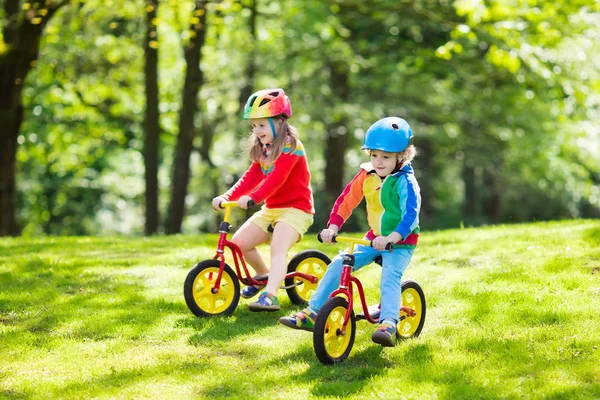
[1,0,599,236]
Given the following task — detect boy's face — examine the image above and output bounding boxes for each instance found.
[370,150,398,178]
[251,118,280,145]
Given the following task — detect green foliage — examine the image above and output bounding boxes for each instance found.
[1,220,599,397]
[7,0,600,235]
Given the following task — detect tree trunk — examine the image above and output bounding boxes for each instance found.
[143,0,160,235]
[0,0,68,236]
[237,0,257,111]
[462,162,478,222]
[0,114,20,236]
[414,137,433,223]
[238,0,257,221]
[323,61,350,212]
[483,168,502,223]
[325,62,350,203]
[165,0,208,234]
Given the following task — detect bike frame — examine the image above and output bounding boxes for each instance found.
[209,202,318,292]
[326,236,415,331]
[327,238,379,328]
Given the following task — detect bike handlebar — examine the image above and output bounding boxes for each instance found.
[219,199,256,209]
[317,231,394,252]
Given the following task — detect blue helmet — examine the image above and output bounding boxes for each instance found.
[361,117,413,152]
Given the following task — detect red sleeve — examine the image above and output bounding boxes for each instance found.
[222,163,264,201]
[249,152,300,204]
[328,170,367,228]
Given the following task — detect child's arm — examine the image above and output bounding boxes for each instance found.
[222,162,264,201]
[327,170,367,229]
[247,151,301,204]
[393,174,421,240]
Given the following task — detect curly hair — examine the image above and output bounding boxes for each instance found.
[398,144,417,166]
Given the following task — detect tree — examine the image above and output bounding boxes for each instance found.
[144,0,160,235]
[0,0,69,236]
[165,0,208,234]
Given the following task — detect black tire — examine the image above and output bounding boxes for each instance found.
[398,280,426,338]
[313,296,356,364]
[183,260,240,317]
[285,250,330,305]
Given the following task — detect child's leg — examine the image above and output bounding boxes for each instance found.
[378,248,414,323]
[307,255,343,312]
[282,245,382,329]
[308,245,380,312]
[264,221,300,295]
[231,220,270,275]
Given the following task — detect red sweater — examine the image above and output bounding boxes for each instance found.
[222,140,314,214]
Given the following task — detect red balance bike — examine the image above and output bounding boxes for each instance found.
[184,201,331,317]
[313,234,426,364]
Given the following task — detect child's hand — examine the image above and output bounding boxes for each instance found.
[212,197,225,210]
[320,225,339,243]
[372,232,402,250]
[372,236,394,251]
[237,195,253,209]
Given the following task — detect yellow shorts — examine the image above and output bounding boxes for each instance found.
[249,207,314,241]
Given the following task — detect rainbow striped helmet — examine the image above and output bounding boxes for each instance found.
[243,88,292,120]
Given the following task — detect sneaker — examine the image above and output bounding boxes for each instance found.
[371,320,397,347]
[279,308,317,332]
[241,285,264,299]
[356,303,381,321]
[248,292,280,312]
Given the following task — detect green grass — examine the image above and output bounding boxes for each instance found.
[1,220,599,399]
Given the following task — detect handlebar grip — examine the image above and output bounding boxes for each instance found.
[247,199,256,208]
[369,240,394,252]
[317,231,337,243]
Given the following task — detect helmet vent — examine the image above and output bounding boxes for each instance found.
[259,98,271,106]
[269,91,280,97]
[249,96,257,107]
[391,123,399,130]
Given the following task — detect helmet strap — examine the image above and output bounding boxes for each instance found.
[268,117,277,139]
[392,158,403,174]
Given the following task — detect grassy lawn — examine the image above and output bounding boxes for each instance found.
[1,219,599,399]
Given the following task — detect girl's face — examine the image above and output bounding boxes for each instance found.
[370,150,398,177]
[251,118,280,145]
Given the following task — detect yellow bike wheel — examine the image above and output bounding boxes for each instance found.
[184,260,240,317]
[313,296,356,364]
[398,280,426,338]
[285,250,330,305]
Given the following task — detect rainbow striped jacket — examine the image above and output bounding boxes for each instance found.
[328,162,421,248]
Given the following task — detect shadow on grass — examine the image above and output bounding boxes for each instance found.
[178,307,277,345]
[280,340,507,399]
[384,342,509,400]
[306,345,388,398]
[449,279,572,329]
[445,256,475,268]
[545,384,600,399]
[197,344,389,398]
[0,255,185,343]
[0,235,216,270]
[50,360,210,398]
[584,226,600,245]
[0,389,28,399]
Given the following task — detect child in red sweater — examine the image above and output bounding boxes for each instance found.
[212,88,314,312]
